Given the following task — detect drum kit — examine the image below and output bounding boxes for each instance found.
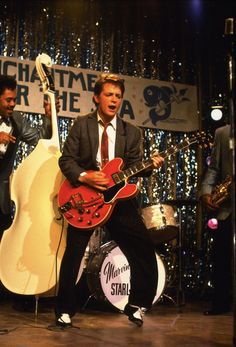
[77,202,184,312]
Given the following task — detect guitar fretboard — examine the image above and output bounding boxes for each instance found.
[111,137,198,185]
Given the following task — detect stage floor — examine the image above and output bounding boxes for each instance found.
[0,296,233,347]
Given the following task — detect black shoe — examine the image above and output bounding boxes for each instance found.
[203,307,230,316]
[56,313,72,328]
[124,304,144,327]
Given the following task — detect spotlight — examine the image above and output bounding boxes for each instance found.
[210,107,223,121]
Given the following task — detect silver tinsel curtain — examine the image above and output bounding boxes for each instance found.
[1,0,234,298]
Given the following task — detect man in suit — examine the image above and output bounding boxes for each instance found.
[200,124,233,315]
[55,73,164,328]
[0,75,57,240]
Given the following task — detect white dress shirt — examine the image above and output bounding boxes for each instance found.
[0,117,12,157]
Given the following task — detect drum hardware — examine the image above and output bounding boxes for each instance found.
[163,199,197,311]
[75,227,106,286]
[176,206,185,311]
[141,202,181,307]
[88,227,105,254]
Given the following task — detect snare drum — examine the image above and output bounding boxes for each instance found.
[86,241,166,311]
[142,204,178,244]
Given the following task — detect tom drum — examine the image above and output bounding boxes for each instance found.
[142,204,178,244]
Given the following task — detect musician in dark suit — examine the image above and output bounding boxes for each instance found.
[199,124,233,315]
[0,75,56,240]
[55,73,164,328]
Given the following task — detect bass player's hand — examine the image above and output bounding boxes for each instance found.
[200,194,219,212]
[0,131,16,144]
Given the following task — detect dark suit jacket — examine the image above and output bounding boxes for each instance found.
[200,124,232,220]
[59,111,150,187]
[0,111,52,214]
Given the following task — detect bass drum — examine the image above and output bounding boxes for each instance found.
[86,241,166,311]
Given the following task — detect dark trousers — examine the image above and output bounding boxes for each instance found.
[210,215,232,310]
[56,199,158,317]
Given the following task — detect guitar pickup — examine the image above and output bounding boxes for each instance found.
[112,172,124,184]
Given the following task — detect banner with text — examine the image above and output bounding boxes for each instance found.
[0,56,199,132]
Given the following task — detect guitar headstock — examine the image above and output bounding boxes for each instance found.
[35,53,55,93]
[188,131,212,149]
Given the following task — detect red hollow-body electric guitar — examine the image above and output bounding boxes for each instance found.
[58,132,206,230]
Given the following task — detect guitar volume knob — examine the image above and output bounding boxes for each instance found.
[85,209,90,214]
[78,217,83,222]
[95,213,100,217]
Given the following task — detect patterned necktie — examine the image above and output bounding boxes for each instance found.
[101,122,110,168]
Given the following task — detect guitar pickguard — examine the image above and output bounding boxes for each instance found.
[103,181,125,203]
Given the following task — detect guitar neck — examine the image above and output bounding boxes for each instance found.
[112,137,197,184]
[159,138,195,159]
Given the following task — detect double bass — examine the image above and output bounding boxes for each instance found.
[0,54,66,295]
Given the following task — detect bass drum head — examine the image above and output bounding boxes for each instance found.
[86,241,166,311]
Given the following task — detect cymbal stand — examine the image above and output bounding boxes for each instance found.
[81,227,105,311]
[176,207,185,311]
[160,201,186,311]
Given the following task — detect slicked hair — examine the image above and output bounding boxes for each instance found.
[94,73,125,97]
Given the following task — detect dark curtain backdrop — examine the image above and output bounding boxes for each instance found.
[0,0,235,299]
